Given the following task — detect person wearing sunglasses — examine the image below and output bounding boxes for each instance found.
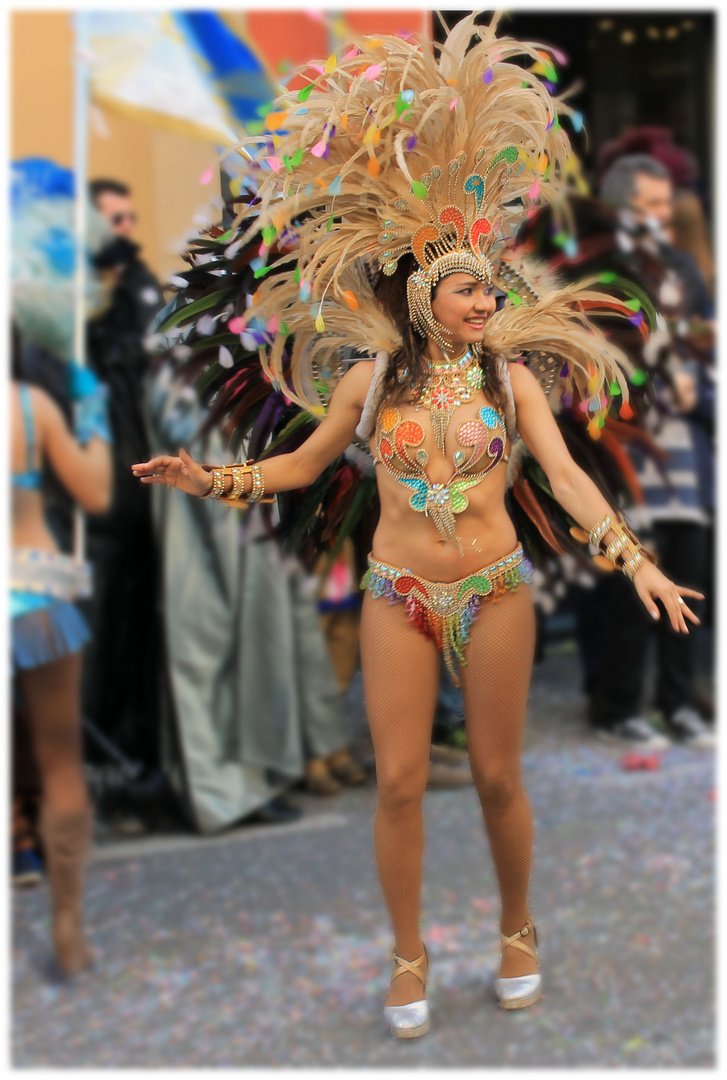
[89,178,137,239]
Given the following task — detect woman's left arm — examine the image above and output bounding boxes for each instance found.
[508,362,704,634]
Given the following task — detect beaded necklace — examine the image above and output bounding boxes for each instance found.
[414,348,484,456]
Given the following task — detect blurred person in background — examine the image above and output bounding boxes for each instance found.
[10,157,121,868]
[670,190,715,305]
[519,156,715,751]
[145,356,363,832]
[310,543,369,794]
[10,322,113,974]
[596,125,715,303]
[89,178,164,319]
[14,165,168,831]
[596,134,716,677]
[79,178,166,777]
[295,555,368,799]
[596,148,714,332]
[581,153,715,750]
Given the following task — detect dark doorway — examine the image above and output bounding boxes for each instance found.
[434,11,714,219]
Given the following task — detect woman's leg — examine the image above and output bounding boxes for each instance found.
[17,649,93,974]
[18,651,88,815]
[360,590,440,1007]
[459,584,538,979]
[11,698,43,865]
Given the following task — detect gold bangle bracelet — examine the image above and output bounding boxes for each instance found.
[589,515,613,547]
[572,513,656,579]
[202,458,273,506]
[201,467,225,499]
[248,463,265,503]
[229,466,246,501]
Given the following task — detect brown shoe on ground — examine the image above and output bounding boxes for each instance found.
[326,749,367,786]
[305,758,343,796]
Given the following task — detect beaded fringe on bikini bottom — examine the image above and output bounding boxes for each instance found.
[360,544,533,686]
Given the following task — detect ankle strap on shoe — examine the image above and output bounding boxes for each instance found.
[500,919,538,959]
[391,945,427,985]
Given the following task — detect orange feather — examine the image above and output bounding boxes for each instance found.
[598,429,644,504]
[512,479,565,554]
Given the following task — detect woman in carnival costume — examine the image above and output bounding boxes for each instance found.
[11,159,113,976]
[11,324,112,976]
[134,15,702,1036]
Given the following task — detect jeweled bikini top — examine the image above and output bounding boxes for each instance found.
[372,353,509,554]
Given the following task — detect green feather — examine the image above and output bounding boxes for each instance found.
[158,288,236,331]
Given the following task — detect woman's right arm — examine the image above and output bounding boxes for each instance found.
[35,388,113,514]
[132,361,374,498]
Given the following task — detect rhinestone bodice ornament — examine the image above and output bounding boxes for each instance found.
[372,378,509,553]
[418,349,485,456]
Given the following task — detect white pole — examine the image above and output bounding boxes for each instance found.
[328,10,342,54]
[73,11,89,563]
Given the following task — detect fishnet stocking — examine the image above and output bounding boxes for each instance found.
[361,579,538,1001]
[360,590,438,1007]
[459,583,537,979]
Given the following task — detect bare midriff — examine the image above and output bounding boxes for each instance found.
[368,393,518,583]
[12,489,60,554]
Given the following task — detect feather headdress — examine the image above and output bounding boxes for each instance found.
[226,11,638,426]
[151,13,658,574]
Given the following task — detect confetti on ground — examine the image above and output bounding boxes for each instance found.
[12,650,715,1068]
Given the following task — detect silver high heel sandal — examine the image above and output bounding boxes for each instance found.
[494,917,542,1010]
[383,944,430,1039]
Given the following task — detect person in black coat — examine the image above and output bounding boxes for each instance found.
[82,179,166,767]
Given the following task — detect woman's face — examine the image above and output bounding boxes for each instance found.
[430,273,497,348]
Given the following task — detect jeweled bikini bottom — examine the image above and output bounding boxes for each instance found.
[360,543,533,686]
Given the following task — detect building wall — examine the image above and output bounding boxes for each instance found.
[11,10,432,285]
[12,12,226,285]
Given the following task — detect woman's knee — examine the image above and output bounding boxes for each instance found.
[376,764,427,815]
[471,763,522,811]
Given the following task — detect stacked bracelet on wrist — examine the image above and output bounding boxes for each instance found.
[199,459,274,506]
[572,512,656,581]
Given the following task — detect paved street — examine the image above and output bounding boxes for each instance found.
[12,644,716,1068]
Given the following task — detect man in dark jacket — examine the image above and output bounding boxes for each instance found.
[83,179,166,768]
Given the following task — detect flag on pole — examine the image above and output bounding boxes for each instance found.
[84,12,265,146]
[173,13,278,127]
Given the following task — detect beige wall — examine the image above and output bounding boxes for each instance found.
[11,10,431,284]
[11,11,222,286]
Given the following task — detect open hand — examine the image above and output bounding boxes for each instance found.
[632,560,704,633]
[131,447,212,497]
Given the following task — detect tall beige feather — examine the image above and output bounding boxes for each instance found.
[231,12,633,426]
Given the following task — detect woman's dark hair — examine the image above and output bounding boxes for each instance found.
[11,320,23,381]
[372,254,506,412]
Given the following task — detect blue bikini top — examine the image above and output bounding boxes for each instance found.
[12,384,42,490]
